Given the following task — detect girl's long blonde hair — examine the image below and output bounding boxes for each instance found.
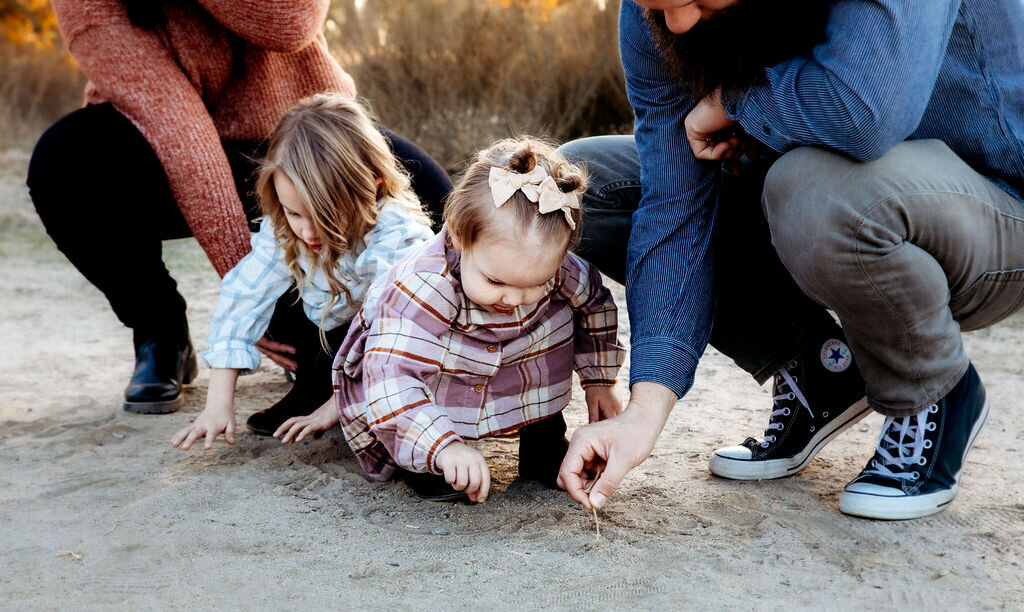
[255,93,431,341]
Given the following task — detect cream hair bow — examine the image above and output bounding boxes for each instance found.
[488,166,580,230]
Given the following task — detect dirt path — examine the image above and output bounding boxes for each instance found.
[2,149,1022,609]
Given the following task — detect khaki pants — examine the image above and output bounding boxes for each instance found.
[764,140,1024,415]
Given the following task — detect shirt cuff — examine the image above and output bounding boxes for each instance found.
[627,336,700,399]
[202,344,261,375]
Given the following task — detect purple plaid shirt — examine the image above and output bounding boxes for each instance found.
[334,229,625,481]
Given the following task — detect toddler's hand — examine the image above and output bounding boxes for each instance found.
[435,442,490,502]
[585,384,623,423]
[171,410,235,451]
[274,399,339,443]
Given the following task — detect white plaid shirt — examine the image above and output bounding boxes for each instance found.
[203,198,434,372]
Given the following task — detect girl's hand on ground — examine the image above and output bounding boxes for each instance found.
[256,335,298,373]
[274,399,339,443]
[435,443,491,502]
[585,384,623,423]
[171,410,235,450]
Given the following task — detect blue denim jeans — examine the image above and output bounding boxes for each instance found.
[558,135,838,387]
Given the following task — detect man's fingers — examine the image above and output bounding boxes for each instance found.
[589,452,631,509]
[558,435,601,507]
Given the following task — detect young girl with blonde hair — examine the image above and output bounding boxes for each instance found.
[172,93,434,450]
[277,137,625,502]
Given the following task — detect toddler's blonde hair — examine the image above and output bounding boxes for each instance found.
[443,137,586,252]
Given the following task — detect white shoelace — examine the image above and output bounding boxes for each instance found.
[864,406,937,480]
[760,363,814,447]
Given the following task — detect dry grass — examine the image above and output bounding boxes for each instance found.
[0,41,84,149]
[327,0,631,173]
[0,1,632,168]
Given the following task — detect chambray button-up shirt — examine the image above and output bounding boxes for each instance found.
[334,229,626,481]
[620,0,1024,399]
[203,198,434,373]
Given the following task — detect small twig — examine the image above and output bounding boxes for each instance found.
[583,467,603,539]
[55,550,82,561]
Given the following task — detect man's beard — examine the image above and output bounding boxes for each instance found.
[644,1,834,101]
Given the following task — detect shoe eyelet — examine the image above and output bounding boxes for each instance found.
[923,439,933,449]
[928,404,939,414]
[789,360,798,369]
[782,407,791,416]
[809,426,816,433]
[760,441,770,448]
[787,393,795,401]
[911,471,920,480]
[822,411,829,418]
[926,422,937,431]
[917,456,927,465]
[792,376,798,382]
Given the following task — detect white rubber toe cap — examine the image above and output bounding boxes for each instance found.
[713,445,754,460]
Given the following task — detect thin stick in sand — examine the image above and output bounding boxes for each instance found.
[583,467,603,539]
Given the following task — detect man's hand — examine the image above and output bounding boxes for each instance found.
[435,442,491,503]
[256,335,298,373]
[584,384,623,423]
[557,382,677,509]
[685,89,742,161]
[274,398,339,443]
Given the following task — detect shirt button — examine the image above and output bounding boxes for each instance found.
[486,345,497,353]
[474,384,484,393]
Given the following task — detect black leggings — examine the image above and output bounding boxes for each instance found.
[27,103,451,334]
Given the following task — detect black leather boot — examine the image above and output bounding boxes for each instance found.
[123,326,197,414]
[245,319,348,436]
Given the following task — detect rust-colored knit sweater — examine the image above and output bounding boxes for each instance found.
[52,0,357,277]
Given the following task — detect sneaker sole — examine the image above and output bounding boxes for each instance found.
[709,397,870,480]
[839,397,989,520]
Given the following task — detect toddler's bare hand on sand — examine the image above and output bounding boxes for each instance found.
[274,400,339,443]
[171,411,235,450]
[435,443,490,502]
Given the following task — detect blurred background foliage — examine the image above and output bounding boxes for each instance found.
[0,0,631,171]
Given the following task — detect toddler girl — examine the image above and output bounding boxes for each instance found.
[277,137,625,502]
[172,93,434,450]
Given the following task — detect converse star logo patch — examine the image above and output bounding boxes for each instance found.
[820,339,852,373]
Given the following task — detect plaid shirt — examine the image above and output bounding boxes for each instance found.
[204,198,434,372]
[334,229,625,481]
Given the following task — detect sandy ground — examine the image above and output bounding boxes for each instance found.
[1,147,1022,610]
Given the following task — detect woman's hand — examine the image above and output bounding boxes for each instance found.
[274,398,339,443]
[435,442,491,502]
[256,335,298,373]
[584,384,623,423]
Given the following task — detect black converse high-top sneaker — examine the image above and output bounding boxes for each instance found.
[839,363,988,520]
[710,332,870,480]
